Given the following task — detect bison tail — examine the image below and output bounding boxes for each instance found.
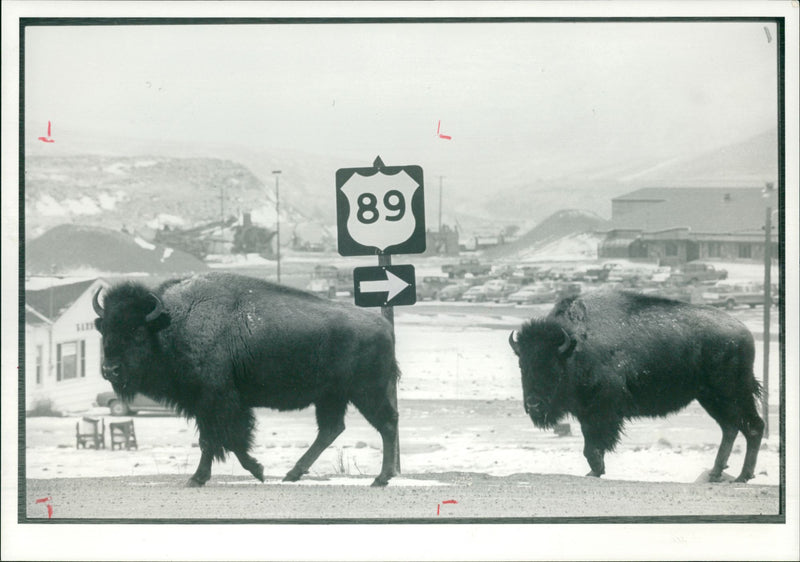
[751,377,764,399]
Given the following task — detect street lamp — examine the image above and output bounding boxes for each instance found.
[272,170,282,283]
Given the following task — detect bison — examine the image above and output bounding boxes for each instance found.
[508,289,764,482]
[93,272,400,487]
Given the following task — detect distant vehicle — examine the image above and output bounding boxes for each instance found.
[512,265,546,284]
[438,282,470,301]
[507,283,558,305]
[669,262,728,285]
[477,279,521,302]
[650,266,673,283]
[702,282,767,310]
[462,284,490,303]
[442,258,492,278]
[96,391,175,416]
[416,276,451,301]
[306,265,353,298]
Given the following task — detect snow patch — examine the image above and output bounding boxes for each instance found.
[65,196,102,215]
[98,192,120,211]
[146,214,186,230]
[104,162,129,176]
[160,248,174,262]
[35,194,67,217]
[134,237,156,251]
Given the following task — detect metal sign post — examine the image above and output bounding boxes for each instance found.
[336,156,426,475]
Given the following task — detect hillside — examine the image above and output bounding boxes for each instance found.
[479,128,778,223]
[23,155,308,240]
[483,209,609,262]
[26,224,209,277]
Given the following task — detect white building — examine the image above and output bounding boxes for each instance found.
[25,278,112,413]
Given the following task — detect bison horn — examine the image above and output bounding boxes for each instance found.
[92,288,104,318]
[508,331,521,355]
[557,327,573,355]
[145,293,165,323]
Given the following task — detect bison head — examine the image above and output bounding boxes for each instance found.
[93,283,169,400]
[509,320,576,428]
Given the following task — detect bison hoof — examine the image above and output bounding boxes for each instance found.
[251,465,265,483]
[707,472,724,483]
[371,476,391,487]
[186,477,206,488]
[282,469,306,482]
[734,474,753,483]
[585,470,603,478]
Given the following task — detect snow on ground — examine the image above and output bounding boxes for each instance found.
[518,233,602,262]
[24,306,782,487]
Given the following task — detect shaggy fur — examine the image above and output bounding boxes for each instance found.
[510,289,763,482]
[95,272,400,487]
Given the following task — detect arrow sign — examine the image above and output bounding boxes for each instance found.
[353,265,416,307]
[360,270,410,301]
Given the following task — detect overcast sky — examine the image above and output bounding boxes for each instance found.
[25,20,778,185]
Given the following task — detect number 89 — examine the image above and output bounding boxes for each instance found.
[356,190,406,224]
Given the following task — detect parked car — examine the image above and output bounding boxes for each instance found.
[438,282,470,302]
[96,391,175,416]
[702,282,767,310]
[462,284,490,303]
[441,258,492,278]
[669,262,728,285]
[416,276,451,301]
[507,283,558,305]
[306,265,353,298]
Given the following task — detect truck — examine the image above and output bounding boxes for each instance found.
[306,265,354,298]
[668,262,728,285]
[442,258,492,278]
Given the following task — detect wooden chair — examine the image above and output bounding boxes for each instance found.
[76,417,105,449]
[109,420,138,451]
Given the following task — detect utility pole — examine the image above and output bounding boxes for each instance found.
[438,175,444,233]
[761,181,775,439]
[272,170,282,284]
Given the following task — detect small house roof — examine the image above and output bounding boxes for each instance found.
[25,279,99,322]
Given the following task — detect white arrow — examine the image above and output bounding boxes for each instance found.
[359,270,410,302]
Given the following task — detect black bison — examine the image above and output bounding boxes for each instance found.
[508,289,764,482]
[93,272,400,487]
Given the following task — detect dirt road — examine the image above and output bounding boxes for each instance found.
[26,471,779,521]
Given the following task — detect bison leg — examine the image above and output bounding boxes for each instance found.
[228,408,264,483]
[283,397,347,482]
[698,394,763,483]
[351,387,399,487]
[734,403,764,483]
[187,443,214,487]
[579,421,621,478]
[234,450,265,483]
[708,426,738,482]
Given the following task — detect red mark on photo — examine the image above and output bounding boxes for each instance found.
[36,496,53,518]
[437,499,458,515]
[436,120,452,140]
[38,121,55,143]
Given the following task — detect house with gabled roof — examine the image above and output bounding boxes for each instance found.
[25,278,112,413]
[598,187,778,265]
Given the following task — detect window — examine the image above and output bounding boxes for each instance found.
[708,242,721,258]
[665,243,678,257]
[738,244,752,259]
[56,340,86,381]
[35,345,43,385]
